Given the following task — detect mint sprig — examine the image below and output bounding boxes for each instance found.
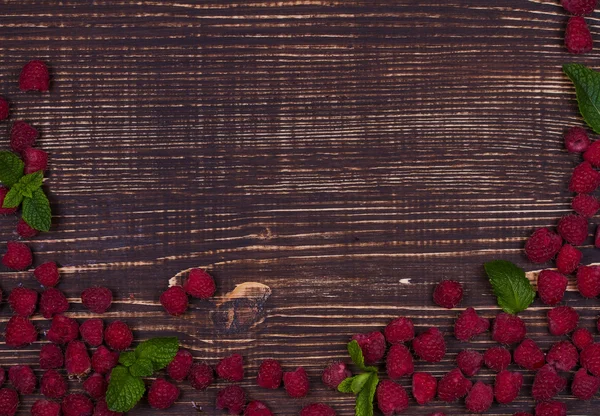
[484,260,535,314]
[564,63,600,133]
[338,340,379,416]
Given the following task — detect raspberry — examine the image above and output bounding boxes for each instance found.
[216,353,244,382]
[8,287,38,316]
[494,370,523,404]
[0,97,8,121]
[351,332,385,364]
[283,367,309,398]
[572,368,600,399]
[104,321,133,350]
[532,364,567,401]
[0,389,18,416]
[34,262,60,287]
[535,400,567,416]
[547,340,578,371]
[384,317,414,344]
[188,362,213,390]
[483,346,511,372]
[565,16,594,54]
[562,0,598,14]
[256,359,283,389]
[9,121,38,153]
[465,381,493,414]
[548,305,579,335]
[321,361,349,390]
[376,380,408,416]
[2,242,32,270]
[413,328,446,363]
[513,338,545,370]
[8,365,36,394]
[454,307,489,341]
[23,147,48,175]
[19,60,50,92]
[537,270,567,306]
[91,346,119,375]
[16,219,38,238]
[79,319,103,347]
[412,372,437,405]
[557,214,588,245]
[0,187,17,216]
[524,228,562,263]
[61,394,93,416]
[39,288,69,319]
[386,344,414,380]
[581,343,600,375]
[565,127,591,153]
[5,315,37,347]
[81,287,112,314]
[572,327,594,350]
[46,315,79,344]
[93,399,123,416]
[492,312,526,344]
[159,286,188,316]
[556,244,582,274]
[585,140,600,167]
[166,348,193,381]
[216,385,246,415]
[65,340,91,376]
[299,404,336,416]
[31,399,61,416]
[432,280,463,309]
[570,161,600,193]
[245,400,275,416]
[40,369,67,399]
[456,349,483,377]
[183,268,216,299]
[577,265,600,297]
[83,373,107,399]
[437,368,472,402]
[574,195,600,219]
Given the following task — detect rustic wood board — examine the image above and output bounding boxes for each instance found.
[0,0,598,414]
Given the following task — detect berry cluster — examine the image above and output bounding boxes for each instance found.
[563,0,597,54]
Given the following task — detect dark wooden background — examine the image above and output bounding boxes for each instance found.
[0,1,599,414]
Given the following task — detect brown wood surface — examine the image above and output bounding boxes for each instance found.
[0,0,598,414]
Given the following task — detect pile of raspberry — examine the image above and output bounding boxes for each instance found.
[563,0,597,54]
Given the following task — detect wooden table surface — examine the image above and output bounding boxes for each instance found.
[0,1,598,415]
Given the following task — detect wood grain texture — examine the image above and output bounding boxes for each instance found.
[0,0,598,414]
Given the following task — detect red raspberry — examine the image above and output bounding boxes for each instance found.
[494,370,523,404]
[585,140,600,167]
[183,268,216,299]
[0,388,18,416]
[454,307,489,341]
[548,305,579,335]
[93,399,123,416]
[61,393,93,416]
[83,373,107,399]
[245,400,274,416]
[159,286,188,316]
[283,367,309,398]
[8,287,38,316]
[2,242,32,270]
[39,288,69,319]
[166,348,193,381]
[0,97,8,121]
[19,60,50,92]
[148,378,179,409]
[557,214,588,245]
[46,315,79,344]
[456,349,483,377]
[188,362,213,390]
[537,270,568,306]
[572,327,594,350]
[483,346,511,372]
[91,346,119,375]
[321,361,349,390]
[524,228,562,263]
[34,262,60,287]
[79,319,103,347]
[573,193,600,218]
[577,265,600,297]
[16,219,38,238]
[65,340,91,377]
[216,353,244,381]
[492,312,526,344]
[23,147,48,174]
[384,317,414,344]
[413,327,446,362]
[465,381,493,414]
[8,365,36,394]
[5,315,37,347]
[581,343,600,375]
[547,340,578,371]
[40,369,67,399]
[565,16,594,54]
[257,359,283,389]
[532,364,567,401]
[0,187,17,215]
[351,331,386,364]
[562,0,598,14]
[376,380,408,416]
[31,399,61,416]
[299,404,335,416]
[386,344,413,379]
[565,127,591,153]
[216,385,246,415]
[570,161,600,193]
[432,280,463,309]
[104,321,133,350]
[535,400,567,416]
[437,368,471,402]
[412,372,437,405]
[513,338,545,370]
[40,344,64,369]
[10,121,38,153]
[556,244,582,274]
[572,368,600,399]
[81,287,112,314]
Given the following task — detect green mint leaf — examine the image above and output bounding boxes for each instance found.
[348,340,367,370]
[22,189,51,232]
[134,337,179,371]
[119,351,137,367]
[16,171,43,195]
[338,376,356,393]
[106,365,145,413]
[0,151,24,187]
[12,182,31,198]
[564,63,600,133]
[484,260,535,314]
[355,373,378,416]
[351,372,372,394]
[128,358,154,377]
[2,187,23,209]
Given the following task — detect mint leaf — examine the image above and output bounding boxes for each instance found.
[355,373,378,416]
[129,358,154,377]
[16,171,43,196]
[2,187,23,209]
[564,63,600,133]
[347,341,377,372]
[106,366,145,413]
[351,372,372,394]
[0,151,24,187]
[134,337,178,371]
[338,376,355,393]
[119,351,137,367]
[484,260,535,314]
[22,189,51,232]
